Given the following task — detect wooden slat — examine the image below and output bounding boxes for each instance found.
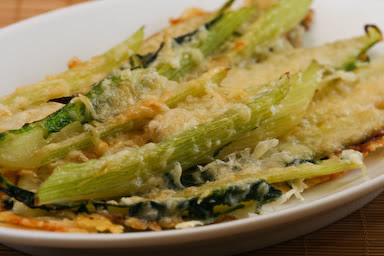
[0,0,87,27]
[0,193,383,255]
[0,0,18,27]
[0,1,384,256]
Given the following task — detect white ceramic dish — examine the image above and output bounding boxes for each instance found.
[0,0,384,255]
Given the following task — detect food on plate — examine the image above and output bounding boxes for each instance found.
[0,0,382,232]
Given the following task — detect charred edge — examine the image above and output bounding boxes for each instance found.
[174,13,224,45]
[131,42,165,69]
[0,175,82,210]
[93,201,130,210]
[349,129,384,157]
[365,24,383,40]
[205,13,224,30]
[285,159,321,167]
[48,96,75,104]
[3,198,14,210]
[359,53,370,62]
[301,9,314,31]
[75,203,90,214]
[174,30,199,45]
[0,185,42,210]
[180,169,215,187]
[216,0,235,15]
[213,141,232,158]
[133,11,225,67]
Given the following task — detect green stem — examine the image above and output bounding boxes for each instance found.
[0,6,254,170]
[0,28,144,112]
[219,26,382,157]
[154,7,255,80]
[232,0,312,60]
[37,74,289,204]
[4,68,228,169]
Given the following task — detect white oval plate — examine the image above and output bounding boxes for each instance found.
[0,0,384,255]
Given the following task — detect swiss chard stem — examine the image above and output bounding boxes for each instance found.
[219,26,382,157]
[0,28,144,113]
[37,73,289,204]
[0,6,254,170]
[232,0,312,60]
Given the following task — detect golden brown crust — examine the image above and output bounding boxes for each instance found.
[214,215,238,224]
[169,8,208,25]
[271,182,291,193]
[124,217,162,231]
[304,172,345,188]
[301,9,314,31]
[67,56,82,69]
[0,212,125,233]
[0,212,87,232]
[140,10,211,55]
[350,130,384,157]
[303,129,384,189]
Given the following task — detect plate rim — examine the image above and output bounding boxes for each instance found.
[0,0,383,249]
[0,168,382,248]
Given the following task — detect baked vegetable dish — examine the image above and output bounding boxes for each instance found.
[0,0,382,233]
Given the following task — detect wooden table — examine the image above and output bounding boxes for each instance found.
[0,1,384,255]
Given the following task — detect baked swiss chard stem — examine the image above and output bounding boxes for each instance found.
[0,150,363,220]
[36,72,290,204]
[0,169,280,220]
[0,5,254,170]
[0,28,144,114]
[151,7,254,80]
[217,25,383,157]
[35,68,229,168]
[231,0,312,61]
[110,180,281,220]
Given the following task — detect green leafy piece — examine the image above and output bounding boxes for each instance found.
[0,174,83,212]
[104,180,281,220]
[177,181,280,219]
[0,175,37,209]
[2,150,363,221]
[175,150,363,215]
[0,169,280,221]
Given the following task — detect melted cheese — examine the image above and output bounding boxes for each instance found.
[140,12,212,55]
[273,57,384,159]
[0,102,63,132]
[144,85,250,143]
[222,34,374,91]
